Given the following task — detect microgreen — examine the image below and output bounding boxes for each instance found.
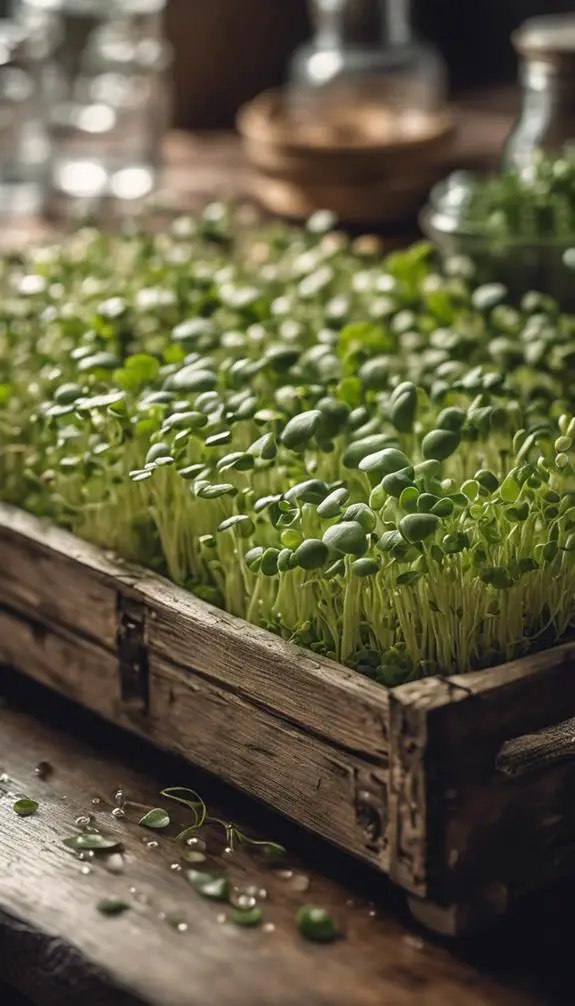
[2,206,575,685]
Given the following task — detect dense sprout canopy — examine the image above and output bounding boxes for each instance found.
[2,204,575,686]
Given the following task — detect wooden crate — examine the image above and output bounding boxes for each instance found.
[2,502,575,935]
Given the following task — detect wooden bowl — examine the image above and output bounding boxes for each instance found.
[237,89,455,225]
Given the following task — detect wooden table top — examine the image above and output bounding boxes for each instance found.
[0,669,571,1006]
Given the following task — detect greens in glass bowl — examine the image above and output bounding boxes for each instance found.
[421,149,575,310]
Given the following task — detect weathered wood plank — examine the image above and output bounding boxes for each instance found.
[0,505,389,762]
[0,675,550,1006]
[392,646,575,908]
[0,606,391,876]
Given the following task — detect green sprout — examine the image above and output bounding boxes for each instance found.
[2,204,575,686]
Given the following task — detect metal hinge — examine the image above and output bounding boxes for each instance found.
[116,593,149,714]
[354,768,389,855]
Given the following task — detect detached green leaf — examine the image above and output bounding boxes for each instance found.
[97,899,131,916]
[186,870,230,901]
[13,798,38,817]
[139,808,170,830]
[297,905,339,943]
[231,907,263,927]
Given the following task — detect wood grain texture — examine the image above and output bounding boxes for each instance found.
[0,592,391,876]
[0,505,389,761]
[0,678,559,1006]
[5,501,575,924]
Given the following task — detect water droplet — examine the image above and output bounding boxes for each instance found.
[277,870,294,881]
[258,888,268,901]
[216,913,227,925]
[80,865,92,876]
[75,815,94,830]
[78,851,95,862]
[368,909,377,918]
[114,789,127,808]
[0,773,9,784]
[112,807,125,819]
[177,922,188,933]
[346,899,355,907]
[35,761,53,780]
[263,923,275,933]
[290,873,310,893]
[223,846,234,857]
[170,863,182,872]
[91,796,102,806]
[146,839,159,850]
[158,912,167,921]
[186,836,206,851]
[230,889,257,911]
[129,886,137,895]
[104,853,125,874]
[404,935,424,951]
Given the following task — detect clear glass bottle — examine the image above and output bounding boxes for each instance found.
[287,0,448,146]
[503,14,575,172]
[19,0,171,211]
[0,18,50,214]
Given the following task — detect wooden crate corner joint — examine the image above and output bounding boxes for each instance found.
[115,593,149,715]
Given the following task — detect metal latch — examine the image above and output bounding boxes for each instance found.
[116,593,149,714]
[354,768,388,854]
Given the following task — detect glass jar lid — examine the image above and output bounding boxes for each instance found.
[513,14,575,70]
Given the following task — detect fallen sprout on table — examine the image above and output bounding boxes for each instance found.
[2,205,575,683]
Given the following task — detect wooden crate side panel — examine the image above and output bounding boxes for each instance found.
[0,505,390,762]
[394,646,575,905]
[0,606,392,875]
[0,524,118,648]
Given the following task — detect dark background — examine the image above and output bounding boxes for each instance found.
[166,0,574,129]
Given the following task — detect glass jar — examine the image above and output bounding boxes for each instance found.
[503,13,575,172]
[0,18,50,214]
[287,0,448,147]
[19,0,171,212]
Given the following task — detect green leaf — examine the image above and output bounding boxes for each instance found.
[13,798,38,817]
[293,539,329,571]
[342,435,395,470]
[500,477,520,503]
[186,870,230,901]
[230,907,263,927]
[217,515,255,537]
[351,557,380,577]
[97,899,131,916]
[297,905,339,943]
[342,503,377,532]
[139,808,170,830]
[280,410,323,450]
[338,322,391,360]
[399,513,441,544]
[317,487,350,518]
[359,448,411,476]
[422,429,461,462]
[168,366,217,392]
[323,521,367,557]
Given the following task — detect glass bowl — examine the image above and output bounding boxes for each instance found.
[420,171,575,312]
